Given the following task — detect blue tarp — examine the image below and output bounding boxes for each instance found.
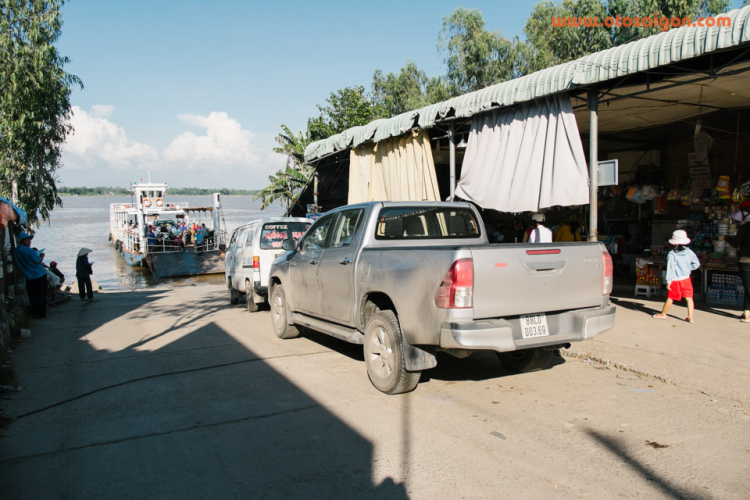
[0,195,28,226]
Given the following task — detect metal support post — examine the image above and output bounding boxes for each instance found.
[449,122,456,201]
[313,172,319,210]
[588,90,599,241]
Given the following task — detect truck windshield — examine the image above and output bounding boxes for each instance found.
[375,207,481,239]
[260,222,311,249]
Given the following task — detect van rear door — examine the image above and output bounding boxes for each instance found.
[258,221,312,286]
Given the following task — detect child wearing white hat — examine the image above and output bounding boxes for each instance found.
[653,230,700,323]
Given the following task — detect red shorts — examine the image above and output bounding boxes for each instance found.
[668,277,694,301]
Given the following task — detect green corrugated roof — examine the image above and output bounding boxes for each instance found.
[304,6,750,163]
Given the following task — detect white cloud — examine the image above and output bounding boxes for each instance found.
[64,105,158,169]
[60,107,288,189]
[90,104,114,118]
[163,111,270,168]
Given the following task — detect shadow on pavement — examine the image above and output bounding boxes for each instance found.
[586,429,704,500]
[0,289,408,499]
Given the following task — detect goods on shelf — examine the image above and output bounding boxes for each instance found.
[706,273,745,306]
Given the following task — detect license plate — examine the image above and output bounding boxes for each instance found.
[521,313,549,339]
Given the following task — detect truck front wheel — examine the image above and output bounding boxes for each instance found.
[271,284,299,339]
[364,311,420,395]
[497,348,554,373]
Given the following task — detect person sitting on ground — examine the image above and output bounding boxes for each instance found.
[527,213,553,243]
[49,261,65,285]
[76,248,95,301]
[653,230,700,323]
[14,232,48,318]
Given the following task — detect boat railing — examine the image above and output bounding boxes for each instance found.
[147,231,224,254]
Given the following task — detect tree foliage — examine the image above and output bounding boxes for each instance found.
[438,7,525,94]
[524,0,731,71]
[372,60,450,117]
[0,0,82,225]
[252,165,313,211]
[273,123,310,169]
[307,86,384,142]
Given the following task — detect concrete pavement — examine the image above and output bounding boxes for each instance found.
[0,284,748,499]
[566,293,750,404]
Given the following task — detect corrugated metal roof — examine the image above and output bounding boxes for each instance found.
[304,6,750,163]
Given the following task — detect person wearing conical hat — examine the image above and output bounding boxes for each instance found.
[76,248,94,301]
[13,232,48,318]
[653,230,700,323]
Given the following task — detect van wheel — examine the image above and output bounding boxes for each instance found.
[228,279,240,305]
[245,280,259,313]
[364,311,420,395]
[497,348,554,373]
[271,284,298,339]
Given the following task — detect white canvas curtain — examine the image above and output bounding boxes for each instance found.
[348,129,440,204]
[454,93,589,212]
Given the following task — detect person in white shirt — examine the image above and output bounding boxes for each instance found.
[528,212,553,243]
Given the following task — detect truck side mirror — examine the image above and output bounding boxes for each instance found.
[282,238,297,251]
[218,243,226,252]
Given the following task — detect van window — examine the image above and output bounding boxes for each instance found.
[375,206,481,239]
[260,222,312,249]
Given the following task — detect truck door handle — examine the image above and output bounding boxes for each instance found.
[339,258,351,265]
[309,259,319,265]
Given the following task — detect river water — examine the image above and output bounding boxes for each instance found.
[31,196,284,291]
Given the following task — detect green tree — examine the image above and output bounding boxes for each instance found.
[438,7,523,94]
[371,60,452,117]
[273,123,311,168]
[307,86,385,142]
[524,0,731,71]
[0,0,82,225]
[253,166,313,211]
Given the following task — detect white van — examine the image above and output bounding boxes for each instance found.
[225,217,312,311]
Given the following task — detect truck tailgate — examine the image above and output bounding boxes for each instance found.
[471,243,605,319]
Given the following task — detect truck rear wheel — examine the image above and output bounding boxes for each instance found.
[497,348,554,373]
[228,279,240,305]
[271,284,299,339]
[364,311,420,395]
[245,280,259,313]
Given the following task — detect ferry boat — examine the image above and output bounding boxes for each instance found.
[109,182,227,278]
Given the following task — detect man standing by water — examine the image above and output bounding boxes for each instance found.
[14,232,48,318]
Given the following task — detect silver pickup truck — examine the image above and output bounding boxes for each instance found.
[269,202,615,394]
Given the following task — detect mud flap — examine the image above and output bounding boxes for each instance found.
[404,343,437,371]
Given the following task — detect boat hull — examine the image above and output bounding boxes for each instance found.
[146,249,225,278]
[112,241,146,267]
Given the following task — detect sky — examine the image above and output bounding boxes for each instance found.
[56,0,745,190]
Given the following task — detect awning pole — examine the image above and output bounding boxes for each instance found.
[588,90,599,241]
[449,122,456,201]
[313,172,319,209]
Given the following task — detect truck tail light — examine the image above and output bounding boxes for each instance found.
[435,258,473,309]
[253,256,260,269]
[602,251,613,295]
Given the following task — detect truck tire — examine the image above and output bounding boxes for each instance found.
[271,284,299,339]
[497,348,554,373]
[364,311,420,395]
[245,280,259,313]
[228,279,240,305]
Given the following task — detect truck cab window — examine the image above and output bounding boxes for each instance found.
[301,215,334,251]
